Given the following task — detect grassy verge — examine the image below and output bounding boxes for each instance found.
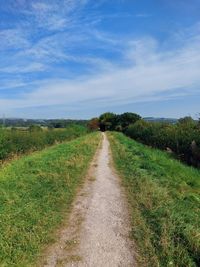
[108,132,200,267]
[0,132,100,267]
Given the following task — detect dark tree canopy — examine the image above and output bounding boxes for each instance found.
[99,112,117,131]
[118,112,141,131]
[98,112,141,132]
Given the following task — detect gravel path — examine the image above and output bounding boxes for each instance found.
[42,132,135,267]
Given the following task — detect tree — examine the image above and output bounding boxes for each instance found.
[98,112,141,132]
[87,118,99,131]
[178,116,196,127]
[99,112,117,131]
[119,112,141,131]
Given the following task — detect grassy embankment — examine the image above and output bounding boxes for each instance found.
[108,132,200,267]
[0,132,100,267]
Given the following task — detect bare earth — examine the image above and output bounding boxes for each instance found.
[41,133,135,267]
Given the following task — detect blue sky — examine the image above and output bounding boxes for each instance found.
[0,0,200,119]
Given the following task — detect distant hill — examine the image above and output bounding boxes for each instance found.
[144,117,178,124]
[0,118,88,128]
[0,116,183,127]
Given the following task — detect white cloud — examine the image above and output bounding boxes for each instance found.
[0,62,46,74]
[0,1,200,117]
[0,31,200,113]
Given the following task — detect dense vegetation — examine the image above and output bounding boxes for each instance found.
[0,124,88,161]
[0,132,100,266]
[108,132,200,267]
[126,117,200,167]
[99,112,141,132]
[92,113,200,168]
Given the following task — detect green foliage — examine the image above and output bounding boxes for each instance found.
[108,132,200,267]
[99,112,117,131]
[0,124,88,161]
[118,112,141,131]
[0,132,100,266]
[28,125,43,132]
[99,112,141,131]
[126,118,200,168]
[178,116,196,127]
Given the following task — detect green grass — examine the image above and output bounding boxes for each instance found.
[108,132,200,267]
[0,124,88,161]
[0,132,100,267]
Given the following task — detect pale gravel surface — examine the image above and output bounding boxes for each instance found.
[41,132,135,267]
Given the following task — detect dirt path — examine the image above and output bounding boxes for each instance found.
[42,132,135,267]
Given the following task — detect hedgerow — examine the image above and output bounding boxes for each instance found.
[0,125,88,161]
[94,113,200,168]
[125,119,200,167]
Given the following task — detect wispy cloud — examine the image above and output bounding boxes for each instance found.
[0,0,200,118]
[0,63,46,74]
[135,13,152,18]
[0,79,27,90]
[1,25,200,112]
[0,0,114,74]
[0,29,30,50]
[18,0,90,31]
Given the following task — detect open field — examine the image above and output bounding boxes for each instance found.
[0,132,100,267]
[108,132,200,267]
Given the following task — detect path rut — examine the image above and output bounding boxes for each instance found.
[42,132,135,267]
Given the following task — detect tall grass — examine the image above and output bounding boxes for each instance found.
[0,125,88,161]
[108,132,200,267]
[0,132,100,267]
